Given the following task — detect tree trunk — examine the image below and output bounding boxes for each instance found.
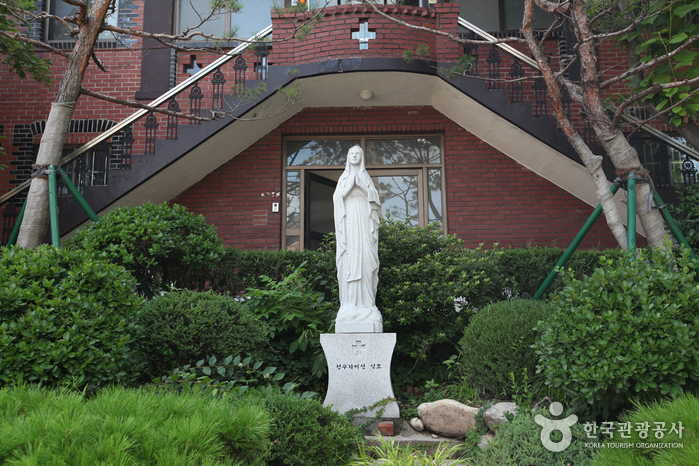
[570,0,668,249]
[523,0,628,247]
[17,0,112,248]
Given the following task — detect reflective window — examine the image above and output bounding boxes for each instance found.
[287,139,361,166]
[177,0,276,40]
[366,138,441,165]
[283,136,445,250]
[47,0,118,41]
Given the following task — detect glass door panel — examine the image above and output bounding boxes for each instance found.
[304,172,338,250]
[371,172,421,226]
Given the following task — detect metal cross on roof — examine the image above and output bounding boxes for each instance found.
[352,22,376,50]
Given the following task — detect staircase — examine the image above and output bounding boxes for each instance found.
[1,17,697,243]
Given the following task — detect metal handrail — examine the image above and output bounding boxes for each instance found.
[457,16,698,162]
[0,25,273,206]
[457,17,539,70]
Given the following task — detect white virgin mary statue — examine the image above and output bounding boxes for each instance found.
[333,146,383,333]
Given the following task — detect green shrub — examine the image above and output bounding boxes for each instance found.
[136,290,268,376]
[0,384,270,465]
[373,220,509,386]
[0,245,144,388]
[535,246,699,414]
[255,389,357,466]
[242,264,335,393]
[189,247,336,298]
[591,393,699,466]
[471,408,595,466]
[498,246,626,298]
[670,183,699,252]
[67,202,223,293]
[459,299,551,398]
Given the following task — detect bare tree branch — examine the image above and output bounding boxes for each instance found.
[1,1,79,33]
[91,51,107,72]
[0,30,69,58]
[80,87,214,121]
[61,0,87,7]
[360,0,523,46]
[531,0,571,15]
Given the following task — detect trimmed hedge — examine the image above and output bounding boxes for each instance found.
[499,246,626,298]
[172,221,622,386]
[256,389,358,466]
[535,246,699,414]
[67,202,223,293]
[460,299,551,398]
[136,290,268,376]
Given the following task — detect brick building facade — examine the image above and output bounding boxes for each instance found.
[2,0,678,250]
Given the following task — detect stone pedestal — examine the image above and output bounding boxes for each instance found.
[335,321,383,333]
[321,333,400,418]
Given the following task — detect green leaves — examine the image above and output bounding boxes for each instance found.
[241,263,334,392]
[535,244,699,414]
[0,245,144,388]
[460,299,551,398]
[621,0,699,128]
[67,203,223,293]
[135,290,267,376]
[147,353,290,398]
[0,3,52,87]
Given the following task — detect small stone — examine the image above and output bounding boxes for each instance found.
[418,399,479,438]
[410,417,425,432]
[378,421,394,436]
[432,434,438,439]
[478,432,495,449]
[483,402,519,432]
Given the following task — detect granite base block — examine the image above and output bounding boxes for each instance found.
[321,333,400,418]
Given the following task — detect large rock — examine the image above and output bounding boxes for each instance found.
[417,399,479,438]
[483,402,519,431]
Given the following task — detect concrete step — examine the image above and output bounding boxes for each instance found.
[361,419,469,464]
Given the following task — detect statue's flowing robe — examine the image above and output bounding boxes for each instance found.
[333,172,381,324]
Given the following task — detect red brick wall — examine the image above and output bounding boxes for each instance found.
[173,106,622,250]
[270,4,460,65]
[0,0,146,192]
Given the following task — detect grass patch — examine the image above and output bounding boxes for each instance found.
[0,385,270,465]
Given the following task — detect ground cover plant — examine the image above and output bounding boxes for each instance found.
[0,384,271,465]
[459,299,551,398]
[591,393,699,466]
[0,245,144,388]
[470,406,596,466]
[67,202,223,293]
[535,245,699,415]
[348,435,468,465]
[137,290,268,376]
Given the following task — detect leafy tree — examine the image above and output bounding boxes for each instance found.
[616,0,699,149]
[0,1,52,87]
[365,0,699,250]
